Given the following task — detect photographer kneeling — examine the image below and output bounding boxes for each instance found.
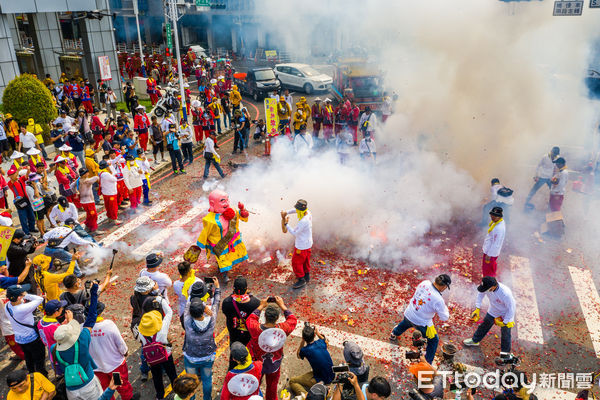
[332,374,391,400]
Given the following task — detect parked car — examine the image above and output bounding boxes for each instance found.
[233,67,281,101]
[274,63,333,94]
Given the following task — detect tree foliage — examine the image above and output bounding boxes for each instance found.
[2,74,57,137]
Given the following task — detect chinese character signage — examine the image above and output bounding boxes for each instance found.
[196,0,210,5]
[0,226,15,263]
[553,1,583,15]
[264,97,279,137]
[591,0,600,7]
[98,56,112,81]
[166,23,172,49]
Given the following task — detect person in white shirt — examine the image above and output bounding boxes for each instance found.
[42,225,96,277]
[49,196,78,227]
[5,284,47,374]
[381,94,392,122]
[292,125,313,156]
[161,112,177,133]
[17,124,40,154]
[525,146,560,208]
[99,159,121,225]
[336,128,353,164]
[54,111,75,133]
[281,199,313,289]
[482,206,505,278]
[358,106,377,138]
[135,149,152,206]
[480,179,514,225]
[463,276,516,360]
[549,157,568,212]
[123,154,144,210]
[89,302,134,399]
[140,253,172,303]
[203,132,226,179]
[359,132,376,162]
[389,274,451,364]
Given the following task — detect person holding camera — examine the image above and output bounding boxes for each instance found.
[463,276,516,361]
[332,374,392,400]
[166,123,185,175]
[7,229,37,288]
[5,284,47,375]
[89,302,135,400]
[32,253,79,301]
[59,270,113,308]
[408,357,445,400]
[390,274,451,364]
[290,323,334,397]
[182,276,221,400]
[247,296,298,400]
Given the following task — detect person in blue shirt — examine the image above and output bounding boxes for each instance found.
[121,130,138,157]
[112,123,127,145]
[290,323,334,397]
[165,123,185,175]
[50,123,68,150]
[67,127,86,167]
[0,258,31,289]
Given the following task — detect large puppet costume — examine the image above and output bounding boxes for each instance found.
[196,190,249,282]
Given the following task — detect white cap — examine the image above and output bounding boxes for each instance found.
[10,151,25,160]
[54,156,67,163]
[26,148,41,156]
[58,144,72,151]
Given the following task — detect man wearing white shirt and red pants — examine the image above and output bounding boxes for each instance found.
[99,160,121,225]
[89,301,134,399]
[482,206,505,278]
[389,274,451,364]
[549,157,568,212]
[463,276,516,361]
[281,199,312,289]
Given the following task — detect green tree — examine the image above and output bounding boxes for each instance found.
[2,74,57,140]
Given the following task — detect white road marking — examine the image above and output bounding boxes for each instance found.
[131,203,205,257]
[267,258,293,283]
[568,266,600,357]
[510,255,544,345]
[100,200,173,247]
[291,320,575,399]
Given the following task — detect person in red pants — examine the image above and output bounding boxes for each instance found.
[246,296,297,400]
[281,199,313,289]
[123,154,143,210]
[99,160,121,225]
[146,76,159,105]
[134,105,151,153]
[482,206,505,278]
[78,168,99,232]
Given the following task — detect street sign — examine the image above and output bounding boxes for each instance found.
[196,0,210,5]
[553,1,583,15]
[591,0,600,8]
[165,23,172,49]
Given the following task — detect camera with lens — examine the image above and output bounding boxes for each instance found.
[203,277,215,297]
[331,365,351,384]
[405,331,426,360]
[21,235,40,252]
[495,355,520,367]
[84,279,100,290]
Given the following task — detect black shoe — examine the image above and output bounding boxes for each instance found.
[30,228,39,233]
[142,201,152,206]
[292,278,306,289]
[141,372,148,382]
[305,272,310,283]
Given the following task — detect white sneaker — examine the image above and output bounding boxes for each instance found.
[462,338,480,347]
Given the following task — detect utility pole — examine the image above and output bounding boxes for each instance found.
[166,0,187,121]
[133,0,147,77]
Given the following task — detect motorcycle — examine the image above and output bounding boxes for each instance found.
[153,84,180,118]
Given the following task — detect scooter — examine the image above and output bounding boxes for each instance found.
[153,84,180,118]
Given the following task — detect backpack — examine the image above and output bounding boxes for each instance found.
[53,341,89,388]
[142,334,169,366]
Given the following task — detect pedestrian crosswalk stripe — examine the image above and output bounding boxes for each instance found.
[131,203,205,257]
[100,200,174,247]
[568,266,600,358]
[510,255,544,345]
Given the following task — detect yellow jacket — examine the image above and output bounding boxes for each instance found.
[27,119,44,144]
[85,156,99,175]
[277,101,291,119]
[209,101,223,116]
[230,90,242,106]
[35,260,76,301]
[293,111,305,130]
[196,211,249,272]
[300,102,311,119]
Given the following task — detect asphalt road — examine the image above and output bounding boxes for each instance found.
[0,94,598,400]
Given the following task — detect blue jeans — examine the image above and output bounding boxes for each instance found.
[142,179,150,204]
[92,181,100,203]
[525,178,551,204]
[233,130,245,152]
[215,117,221,134]
[184,356,214,400]
[140,352,150,374]
[182,142,194,163]
[169,148,184,172]
[203,158,225,179]
[472,312,512,353]
[16,204,36,235]
[392,316,439,364]
[43,246,82,277]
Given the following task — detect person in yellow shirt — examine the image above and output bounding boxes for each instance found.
[292,105,306,134]
[5,113,19,152]
[27,118,49,160]
[229,85,242,113]
[298,96,311,119]
[33,253,79,301]
[208,97,224,134]
[277,96,291,135]
[6,369,56,400]
[42,74,55,91]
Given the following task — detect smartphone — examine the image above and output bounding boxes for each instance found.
[203,277,214,284]
[267,296,277,303]
[332,365,349,373]
[112,372,122,386]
